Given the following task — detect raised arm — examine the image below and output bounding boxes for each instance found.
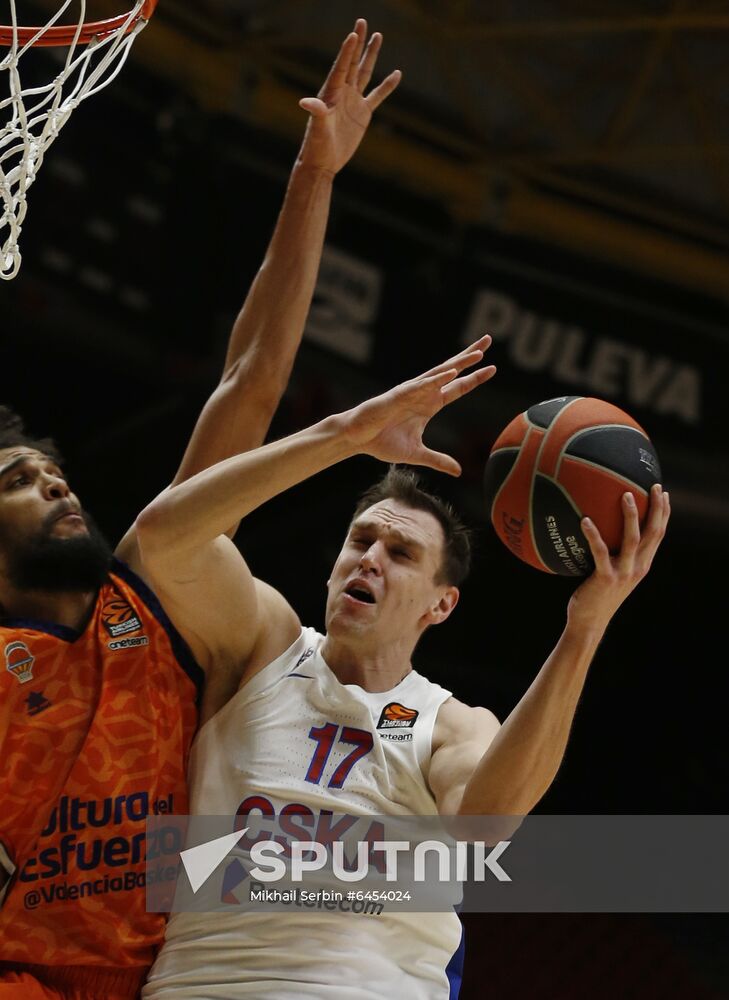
[170,19,401,485]
[135,337,496,694]
[429,487,670,817]
[117,19,400,566]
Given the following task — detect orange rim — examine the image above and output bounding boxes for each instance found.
[0,0,158,47]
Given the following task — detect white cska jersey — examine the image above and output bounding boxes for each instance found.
[144,627,465,1000]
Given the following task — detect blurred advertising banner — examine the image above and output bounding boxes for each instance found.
[305,239,724,450]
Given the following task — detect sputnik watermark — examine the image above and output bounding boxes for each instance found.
[180,826,511,893]
[243,836,511,884]
[147,815,729,914]
[180,827,249,894]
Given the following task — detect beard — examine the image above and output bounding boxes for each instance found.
[1,507,113,594]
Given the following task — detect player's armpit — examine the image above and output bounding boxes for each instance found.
[113,523,140,572]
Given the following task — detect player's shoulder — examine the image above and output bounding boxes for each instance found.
[433,696,500,753]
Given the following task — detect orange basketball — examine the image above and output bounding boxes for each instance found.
[484,396,662,576]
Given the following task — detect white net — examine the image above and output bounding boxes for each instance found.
[0,0,153,279]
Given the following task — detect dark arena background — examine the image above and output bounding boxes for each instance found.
[3,2,729,997]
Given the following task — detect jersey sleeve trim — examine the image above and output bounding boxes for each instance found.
[111,557,204,701]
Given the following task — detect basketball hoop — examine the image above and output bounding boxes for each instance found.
[0,0,159,279]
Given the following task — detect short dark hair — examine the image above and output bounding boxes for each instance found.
[352,466,471,586]
[0,406,62,462]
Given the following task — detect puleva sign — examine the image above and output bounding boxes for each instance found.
[464,289,700,426]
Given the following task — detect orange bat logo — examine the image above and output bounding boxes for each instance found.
[377,702,419,729]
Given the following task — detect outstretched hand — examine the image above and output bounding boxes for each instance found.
[568,485,670,632]
[342,335,496,476]
[298,18,401,175]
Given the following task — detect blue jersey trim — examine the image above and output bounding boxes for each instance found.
[0,616,79,642]
[111,558,204,704]
[446,917,465,1000]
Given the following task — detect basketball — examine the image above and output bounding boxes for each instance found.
[484,396,662,576]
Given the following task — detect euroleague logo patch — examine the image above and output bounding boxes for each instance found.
[377,702,419,730]
[5,640,35,684]
[101,596,142,639]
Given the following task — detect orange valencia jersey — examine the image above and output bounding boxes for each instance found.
[0,558,202,971]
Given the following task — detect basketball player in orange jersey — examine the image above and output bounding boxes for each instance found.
[0,20,401,1000]
[136,342,669,999]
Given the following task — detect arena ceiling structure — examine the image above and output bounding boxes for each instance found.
[136,0,729,299]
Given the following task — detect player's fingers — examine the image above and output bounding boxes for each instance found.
[357,32,382,91]
[421,350,483,384]
[441,365,497,406]
[617,492,641,571]
[581,517,612,575]
[346,19,368,85]
[653,483,668,526]
[412,445,462,477]
[299,97,330,118]
[638,485,666,545]
[659,488,671,544]
[364,69,403,111]
[417,368,459,392]
[321,31,358,94]
[421,335,492,379]
[636,485,669,569]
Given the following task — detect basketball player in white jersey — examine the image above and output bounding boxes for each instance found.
[137,339,669,999]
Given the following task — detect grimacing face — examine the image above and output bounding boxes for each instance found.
[324,499,459,649]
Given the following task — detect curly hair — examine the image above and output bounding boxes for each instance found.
[0,406,62,462]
